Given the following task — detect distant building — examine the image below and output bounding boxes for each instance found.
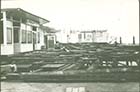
[78,30,108,43]
[40,26,58,49]
[56,30,108,43]
[55,30,68,43]
[0,8,53,55]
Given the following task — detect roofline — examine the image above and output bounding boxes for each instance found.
[81,30,107,33]
[1,8,50,24]
[40,26,60,33]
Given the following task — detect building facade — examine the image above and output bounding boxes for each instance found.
[0,8,50,55]
[78,30,108,43]
[56,30,108,43]
[41,26,57,49]
[56,30,80,43]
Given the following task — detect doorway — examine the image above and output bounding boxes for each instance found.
[44,35,55,49]
[33,33,36,51]
[13,27,20,54]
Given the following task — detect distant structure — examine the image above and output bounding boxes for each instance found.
[56,30,80,43]
[56,30,108,43]
[0,8,56,55]
[78,30,108,43]
[41,26,59,49]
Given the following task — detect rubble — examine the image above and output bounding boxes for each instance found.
[1,43,140,81]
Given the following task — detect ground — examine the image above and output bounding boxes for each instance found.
[1,82,139,92]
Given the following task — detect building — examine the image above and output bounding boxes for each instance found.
[40,26,58,49]
[56,30,80,43]
[56,30,108,43]
[0,8,51,55]
[55,30,69,43]
[78,30,108,43]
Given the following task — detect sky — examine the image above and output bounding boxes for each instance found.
[1,0,139,44]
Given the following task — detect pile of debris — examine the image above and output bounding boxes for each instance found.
[1,42,140,81]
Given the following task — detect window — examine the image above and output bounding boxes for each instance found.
[0,13,3,44]
[38,32,40,43]
[7,28,12,44]
[78,34,82,39]
[13,22,20,27]
[0,13,3,19]
[21,30,27,43]
[33,33,36,44]
[28,31,32,43]
[32,26,37,31]
[14,28,19,43]
[84,33,86,39]
[87,34,91,38]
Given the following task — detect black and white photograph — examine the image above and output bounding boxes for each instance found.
[0,0,140,92]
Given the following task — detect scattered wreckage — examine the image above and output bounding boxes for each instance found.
[1,43,140,82]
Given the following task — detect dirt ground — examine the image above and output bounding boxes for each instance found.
[1,82,139,92]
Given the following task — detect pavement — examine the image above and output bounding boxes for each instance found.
[1,82,139,92]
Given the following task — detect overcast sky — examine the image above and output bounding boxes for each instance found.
[1,0,139,43]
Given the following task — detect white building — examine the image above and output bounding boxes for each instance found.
[78,30,109,43]
[41,26,58,49]
[0,8,51,55]
[56,30,80,43]
[56,30,108,43]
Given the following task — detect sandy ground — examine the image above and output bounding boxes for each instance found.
[1,82,139,92]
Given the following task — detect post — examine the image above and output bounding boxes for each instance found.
[133,36,135,45]
[67,34,69,43]
[120,37,122,44]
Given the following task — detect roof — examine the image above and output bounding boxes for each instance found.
[1,8,49,24]
[40,26,60,33]
[81,30,107,33]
